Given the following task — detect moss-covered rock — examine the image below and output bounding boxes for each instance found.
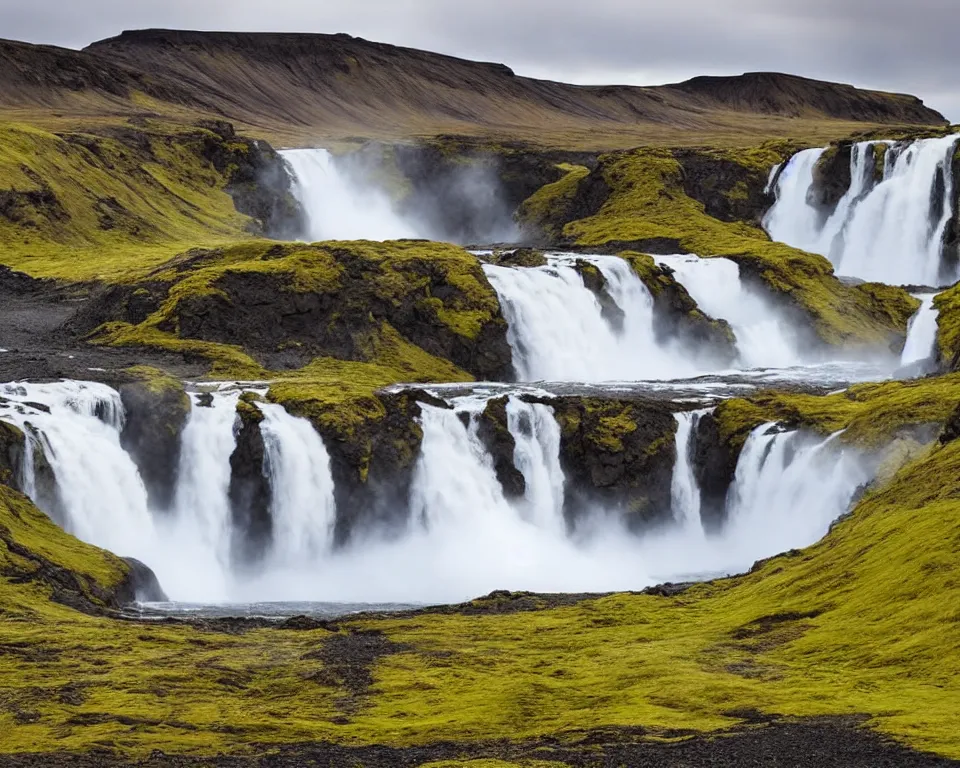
[541,395,678,531]
[0,120,299,282]
[571,259,625,332]
[0,485,137,615]
[0,419,25,489]
[118,366,191,511]
[86,240,512,381]
[228,395,271,565]
[621,252,738,365]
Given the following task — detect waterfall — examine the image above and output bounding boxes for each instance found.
[0,381,154,557]
[900,294,940,369]
[762,147,827,249]
[161,390,240,599]
[0,379,877,605]
[723,424,869,557]
[670,409,710,532]
[655,254,806,368]
[281,148,423,241]
[483,254,699,381]
[766,135,960,285]
[505,398,566,533]
[259,403,338,561]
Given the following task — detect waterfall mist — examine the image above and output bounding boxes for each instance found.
[281,147,520,245]
[0,381,877,606]
[765,135,960,285]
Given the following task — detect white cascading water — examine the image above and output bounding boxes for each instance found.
[900,294,940,368]
[766,135,960,285]
[281,148,425,241]
[670,409,710,533]
[0,380,874,605]
[655,254,806,368]
[505,398,566,533]
[0,381,155,557]
[259,403,338,562]
[721,424,870,558]
[483,254,700,381]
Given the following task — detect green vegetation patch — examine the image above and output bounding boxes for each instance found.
[715,374,960,452]
[0,121,254,282]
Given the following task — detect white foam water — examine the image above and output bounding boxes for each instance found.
[655,254,806,368]
[281,148,423,241]
[0,382,874,606]
[483,254,699,382]
[900,294,940,369]
[766,135,960,285]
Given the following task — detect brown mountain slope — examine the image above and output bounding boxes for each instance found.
[0,29,947,149]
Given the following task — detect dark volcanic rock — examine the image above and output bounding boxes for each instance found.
[119,377,191,511]
[197,120,306,239]
[810,142,854,210]
[172,251,512,380]
[120,557,168,602]
[539,395,678,531]
[675,149,778,224]
[692,411,744,531]
[0,420,25,490]
[572,260,625,332]
[228,399,272,564]
[476,396,526,499]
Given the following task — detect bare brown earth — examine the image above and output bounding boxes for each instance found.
[0,30,948,149]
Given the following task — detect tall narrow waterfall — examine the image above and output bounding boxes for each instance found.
[670,409,710,532]
[483,255,699,381]
[900,294,940,369]
[765,135,960,285]
[655,254,806,368]
[259,403,338,561]
[282,148,424,241]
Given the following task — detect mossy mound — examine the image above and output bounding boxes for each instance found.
[520,146,919,349]
[714,374,960,457]
[84,239,511,380]
[0,120,298,282]
[543,396,678,530]
[934,284,960,370]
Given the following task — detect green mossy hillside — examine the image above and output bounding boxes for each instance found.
[523,146,919,349]
[0,120,279,282]
[515,162,590,240]
[934,284,960,370]
[2,413,960,757]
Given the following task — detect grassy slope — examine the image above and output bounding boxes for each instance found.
[0,121,252,281]
[1,399,960,757]
[545,147,919,347]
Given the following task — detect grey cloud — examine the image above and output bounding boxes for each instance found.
[0,0,956,120]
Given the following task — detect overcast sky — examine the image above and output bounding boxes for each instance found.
[2,0,957,121]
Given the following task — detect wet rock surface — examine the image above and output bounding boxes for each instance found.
[538,395,678,531]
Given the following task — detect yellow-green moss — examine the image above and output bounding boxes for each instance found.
[716,374,960,451]
[0,121,255,282]
[561,148,918,347]
[516,163,590,237]
[934,284,960,369]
